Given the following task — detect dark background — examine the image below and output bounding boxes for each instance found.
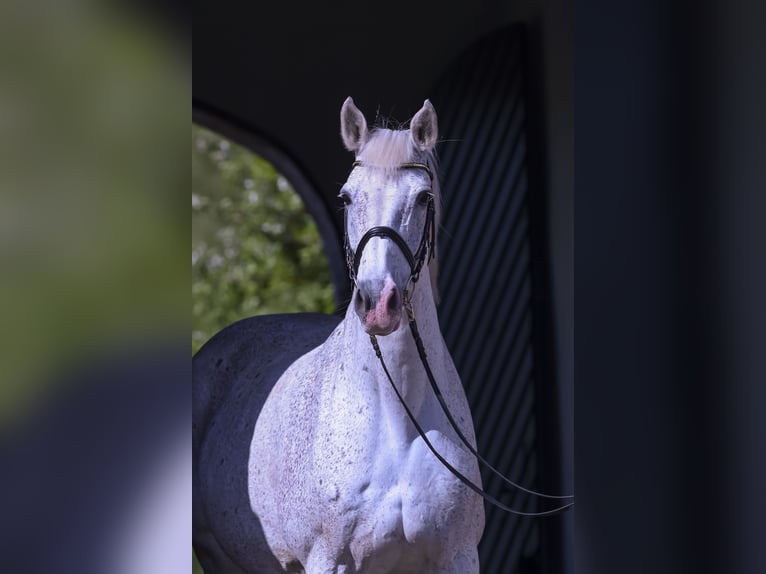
[575,0,765,572]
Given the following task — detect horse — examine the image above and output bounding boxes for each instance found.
[193,97,485,573]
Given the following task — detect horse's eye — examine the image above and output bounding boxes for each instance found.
[338,191,352,206]
[416,190,433,206]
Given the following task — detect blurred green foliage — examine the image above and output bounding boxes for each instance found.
[191,124,335,351]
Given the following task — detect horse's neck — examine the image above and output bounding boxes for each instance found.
[340,278,446,420]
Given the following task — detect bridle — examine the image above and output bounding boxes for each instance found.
[342,160,574,517]
[343,160,436,290]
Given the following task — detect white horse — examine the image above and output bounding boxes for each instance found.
[194,98,485,573]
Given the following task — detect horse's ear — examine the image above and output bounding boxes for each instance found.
[340,97,368,153]
[410,99,438,152]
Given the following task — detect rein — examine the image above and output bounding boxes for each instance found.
[345,161,574,517]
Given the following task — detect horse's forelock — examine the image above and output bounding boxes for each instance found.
[358,129,415,170]
[357,129,438,186]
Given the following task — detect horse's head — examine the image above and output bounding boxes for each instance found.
[339,97,440,336]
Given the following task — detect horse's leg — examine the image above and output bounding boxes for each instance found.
[433,545,480,574]
[303,537,353,574]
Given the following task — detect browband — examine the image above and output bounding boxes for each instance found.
[351,160,433,181]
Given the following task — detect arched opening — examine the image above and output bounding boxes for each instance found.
[192,118,340,355]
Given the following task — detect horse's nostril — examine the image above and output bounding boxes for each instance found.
[355,287,373,313]
[386,287,399,313]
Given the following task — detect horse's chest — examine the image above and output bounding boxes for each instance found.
[293,371,479,567]
[313,431,465,560]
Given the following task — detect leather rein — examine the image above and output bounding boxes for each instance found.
[343,160,574,517]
